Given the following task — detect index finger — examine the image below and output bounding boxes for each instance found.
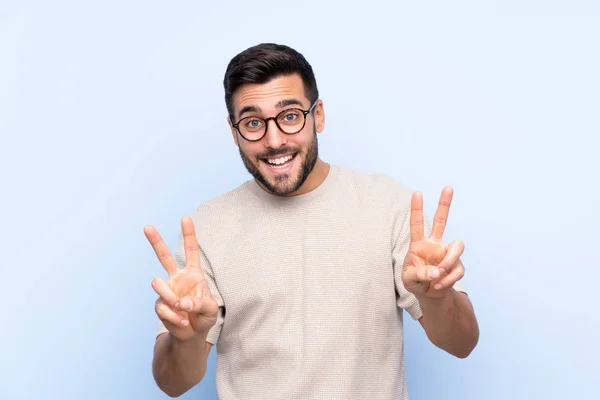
[431,186,453,241]
[181,216,202,271]
[410,191,425,242]
[144,225,179,277]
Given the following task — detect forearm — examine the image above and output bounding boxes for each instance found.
[418,289,479,358]
[152,332,210,397]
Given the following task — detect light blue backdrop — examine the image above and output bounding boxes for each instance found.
[1,1,598,399]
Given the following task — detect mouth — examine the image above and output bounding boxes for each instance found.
[261,153,298,171]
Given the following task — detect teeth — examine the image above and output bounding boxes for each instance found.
[266,154,293,165]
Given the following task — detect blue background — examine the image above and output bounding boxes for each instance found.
[1,1,598,399]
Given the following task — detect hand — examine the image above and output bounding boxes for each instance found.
[402,186,465,299]
[145,216,218,341]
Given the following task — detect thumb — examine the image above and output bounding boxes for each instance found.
[403,265,442,287]
[177,296,214,314]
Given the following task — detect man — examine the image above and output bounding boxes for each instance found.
[145,43,479,399]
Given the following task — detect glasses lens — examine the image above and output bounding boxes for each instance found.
[238,117,266,141]
[277,109,305,134]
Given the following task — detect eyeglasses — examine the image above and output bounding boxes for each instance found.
[231,100,318,142]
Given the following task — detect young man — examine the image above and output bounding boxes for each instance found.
[145,43,479,399]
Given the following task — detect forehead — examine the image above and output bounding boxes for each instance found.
[232,74,308,117]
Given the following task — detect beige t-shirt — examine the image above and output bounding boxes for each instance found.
[157,164,465,399]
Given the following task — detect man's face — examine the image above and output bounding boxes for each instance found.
[229,74,324,196]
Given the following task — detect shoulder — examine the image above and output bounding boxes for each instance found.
[188,180,256,227]
[334,165,413,206]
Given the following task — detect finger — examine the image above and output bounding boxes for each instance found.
[151,277,180,308]
[433,261,465,291]
[155,298,189,327]
[404,265,441,287]
[144,225,179,277]
[410,192,425,242]
[178,296,219,317]
[431,186,453,241]
[437,240,465,273]
[181,216,202,271]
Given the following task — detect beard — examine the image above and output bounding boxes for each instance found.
[238,129,319,196]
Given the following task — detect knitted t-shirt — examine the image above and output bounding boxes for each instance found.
[157,164,465,399]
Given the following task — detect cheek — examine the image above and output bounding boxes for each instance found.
[297,134,315,152]
[290,129,314,150]
[239,143,260,160]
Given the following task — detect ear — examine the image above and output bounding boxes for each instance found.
[314,100,325,133]
[227,115,239,146]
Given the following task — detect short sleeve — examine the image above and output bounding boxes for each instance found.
[156,230,225,345]
[392,199,467,321]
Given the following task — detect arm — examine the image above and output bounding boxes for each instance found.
[153,332,213,397]
[417,289,479,358]
[145,217,219,397]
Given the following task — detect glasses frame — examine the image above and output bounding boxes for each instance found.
[231,100,319,142]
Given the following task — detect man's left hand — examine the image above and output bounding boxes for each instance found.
[401,186,465,299]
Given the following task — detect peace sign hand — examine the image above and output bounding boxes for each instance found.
[145,217,218,342]
[402,187,466,299]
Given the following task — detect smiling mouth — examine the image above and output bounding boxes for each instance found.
[262,153,297,169]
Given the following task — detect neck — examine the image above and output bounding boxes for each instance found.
[290,158,330,196]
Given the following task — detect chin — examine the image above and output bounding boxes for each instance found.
[266,172,303,195]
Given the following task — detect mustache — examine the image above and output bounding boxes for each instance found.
[256,147,299,159]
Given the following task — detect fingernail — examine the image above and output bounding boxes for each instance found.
[434,284,443,290]
[181,319,189,326]
[182,299,192,310]
[174,302,180,311]
[439,268,446,274]
[428,269,440,279]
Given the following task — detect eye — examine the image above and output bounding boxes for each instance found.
[279,110,302,124]
[244,118,264,130]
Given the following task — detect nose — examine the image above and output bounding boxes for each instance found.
[263,118,287,149]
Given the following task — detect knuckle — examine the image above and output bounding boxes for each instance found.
[151,278,162,291]
[184,238,199,249]
[450,269,464,282]
[155,300,167,315]
[159,252,174,263]
[193,298,203,312]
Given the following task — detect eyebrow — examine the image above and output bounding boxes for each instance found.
[237,98,305,120]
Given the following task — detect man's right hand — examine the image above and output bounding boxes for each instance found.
[145,216,218,342]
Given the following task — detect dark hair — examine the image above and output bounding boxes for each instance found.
[223,43,319,120]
